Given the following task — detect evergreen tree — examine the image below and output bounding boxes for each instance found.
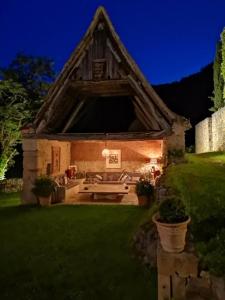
[221,29,225,100]
[210,41,224,111]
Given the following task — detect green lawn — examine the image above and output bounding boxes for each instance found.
[0,193,156,300]
[165,152,225,276]
[165,152,225,223]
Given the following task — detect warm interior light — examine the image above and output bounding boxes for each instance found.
[150,158,158,165]
[102,148,110,157]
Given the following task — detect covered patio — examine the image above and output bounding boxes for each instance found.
[22,134,165,204]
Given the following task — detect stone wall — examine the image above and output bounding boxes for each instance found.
[0,178,23,192]
[71,140,164,172]
[196,107,225,153]
[195,117,212,153]
[157,244,225,300]
[22,139,71,204]
[212,107,225,151]
[166,121,186,152]
[37,139,71,176]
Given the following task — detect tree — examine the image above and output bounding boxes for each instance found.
[221,29,225,100]
[0,53,55,119]
[0,80,29,180]
[210,41,224,111]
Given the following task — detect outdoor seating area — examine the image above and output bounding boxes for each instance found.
[22,138,164,205]
[52,169,153,205]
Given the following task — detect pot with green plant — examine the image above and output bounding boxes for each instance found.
[135,179,154,207]
[152,197,190,253]
[32,176,55,206]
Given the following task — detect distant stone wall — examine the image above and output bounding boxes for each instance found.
[196,107,225,153]
[212,107,225,151]
[195,117,212,153]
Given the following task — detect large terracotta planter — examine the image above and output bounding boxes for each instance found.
[39,195,51,206]
[138,195,151,207]
[152,213,191,253]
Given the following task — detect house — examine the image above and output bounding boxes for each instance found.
[22,6,189,204]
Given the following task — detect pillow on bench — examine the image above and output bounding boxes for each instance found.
[118,170,126,182]
[95,174,103,181]
[120,173,131,183]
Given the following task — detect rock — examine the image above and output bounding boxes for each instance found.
[211,275,225,300]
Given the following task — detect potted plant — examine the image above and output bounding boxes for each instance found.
[135,179,154,207]
[32,176,55,206]
[152,197,190,253]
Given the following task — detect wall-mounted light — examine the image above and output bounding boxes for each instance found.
[102,148,110,157]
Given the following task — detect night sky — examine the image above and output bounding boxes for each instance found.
[1,0,225,84]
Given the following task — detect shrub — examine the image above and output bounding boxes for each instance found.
[158,197,188,223]
[135,180,154,197]
[196,229,225,277]
[168,149,184,158]
[32,176,55,197]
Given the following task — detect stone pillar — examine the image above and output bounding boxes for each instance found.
[21,139,40,204]
[157,244,198,300]
[166,122,186,153]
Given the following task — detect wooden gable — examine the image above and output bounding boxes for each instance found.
[33,6,186,138]
[73,22,122,81]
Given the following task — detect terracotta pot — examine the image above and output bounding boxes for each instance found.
[39,195,51,206]
[138,195,150,207]
[152,213,191,253]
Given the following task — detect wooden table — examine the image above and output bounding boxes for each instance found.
[79,183,130,200]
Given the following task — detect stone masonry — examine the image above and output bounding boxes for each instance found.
[196,107,225,153]
[22,139,71,204]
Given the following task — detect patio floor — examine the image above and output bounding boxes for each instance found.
[66,192,138,205]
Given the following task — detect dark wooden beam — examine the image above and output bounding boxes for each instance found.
[62,99,85,133]
[133,102,151,130]
[133,96,161,130]
[23,131,170,141]
[70,79,133,97]
[128,75,170,130]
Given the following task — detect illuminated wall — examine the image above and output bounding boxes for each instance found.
[71,140,164,172]
[196,107,225,153]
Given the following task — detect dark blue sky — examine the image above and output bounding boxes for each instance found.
[1,0,225,84]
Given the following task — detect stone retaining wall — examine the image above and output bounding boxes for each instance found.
[0,178,23,192]
[196,107,225,153]
[157,244,225,300]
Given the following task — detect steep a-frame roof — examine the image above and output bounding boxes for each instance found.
[34,6,187,138]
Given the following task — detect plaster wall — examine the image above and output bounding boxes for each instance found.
[71,140,163,172]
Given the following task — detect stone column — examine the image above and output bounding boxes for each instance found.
[157,244,198,300]
[21,139,40,204]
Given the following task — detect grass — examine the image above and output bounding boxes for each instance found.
[0,191,21,207]
[0,193,157,300]
[165,152,225,276]
[165,153,225,222]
